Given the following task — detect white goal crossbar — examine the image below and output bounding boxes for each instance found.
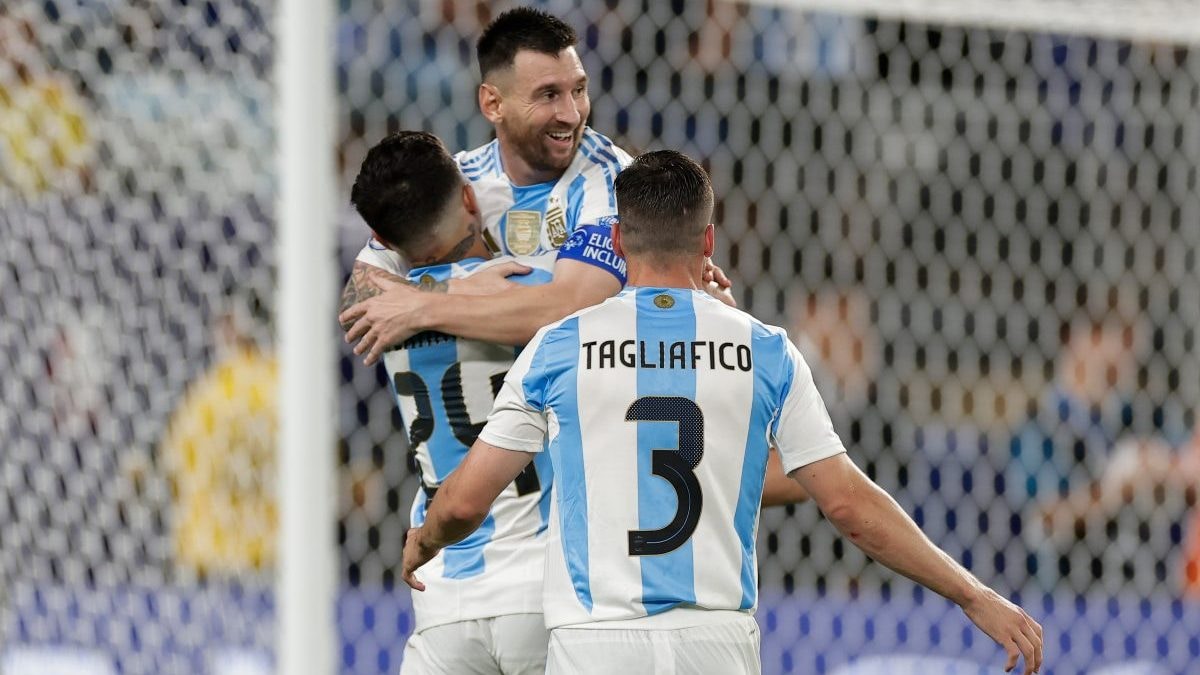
[750,0,1200,45]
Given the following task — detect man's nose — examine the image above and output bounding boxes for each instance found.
[554,96,581,125]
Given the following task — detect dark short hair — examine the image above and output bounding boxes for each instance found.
[613,150,714,258]
[350,131,461,254]
[476,7,578,81]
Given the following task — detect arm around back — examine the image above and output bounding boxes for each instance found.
[425,258,620,346]
[344,258,621,363]
[402,439,535,592]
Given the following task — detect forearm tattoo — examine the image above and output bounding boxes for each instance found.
[339,262,408,329]
[412,275,450,293]
[340,263,390,308]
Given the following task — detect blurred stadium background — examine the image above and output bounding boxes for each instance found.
[3,0,1200,673]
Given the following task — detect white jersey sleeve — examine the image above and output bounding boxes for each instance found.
[353,236,408,276]
[771,338,848,475]
[575,134,633,228]
[478,325,554,454]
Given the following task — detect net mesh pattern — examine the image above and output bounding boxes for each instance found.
[3,1,1199,673]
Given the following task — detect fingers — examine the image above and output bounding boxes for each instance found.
[705,280,738,308]
[346,321,370,347]
[352,325,377,357]
[1023,615,1043,673]
[493,261,532,277]
[349,322,401,366]
[401,566,426,592]
[364,338,386,367]
[350,326,384,366]
[1012,631,1037,675]
[339,304,367,334]
[345,309,412,365]
[402,529,428,591]
[712,264,732,289]
[964,592,1041,675]
[703,258,732,287]
[1004,639,1019,673]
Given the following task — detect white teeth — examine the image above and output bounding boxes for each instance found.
[548,132,571,141]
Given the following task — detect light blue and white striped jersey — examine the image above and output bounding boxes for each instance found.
[479,287,847,630]
[378,253,556,631]
[354,127,632,285]
[455,127,632,284]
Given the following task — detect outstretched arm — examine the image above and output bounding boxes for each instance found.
[343,259,621,363]
[761,448,808,507]
[401,439,534,591]
[794,453,1043,674]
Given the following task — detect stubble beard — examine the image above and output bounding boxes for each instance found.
[510,121,581,177]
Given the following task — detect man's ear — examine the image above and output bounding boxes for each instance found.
[611,221,625,259]
[462,183,479,216]
[703,223,715,257]
[478,82,502,124]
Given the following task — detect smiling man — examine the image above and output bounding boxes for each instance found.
[476,14,592,186]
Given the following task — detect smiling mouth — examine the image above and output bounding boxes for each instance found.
[547,130,574,143]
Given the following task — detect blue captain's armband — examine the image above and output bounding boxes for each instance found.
[556,222,627,285]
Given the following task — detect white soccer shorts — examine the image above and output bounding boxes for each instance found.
[545,615,761,675]
[399,613,548,675]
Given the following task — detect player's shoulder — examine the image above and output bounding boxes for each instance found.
[576,128,634,174]
[403,260,459,285]
[354,236,408,275]
[472,252,556,285]
[745,310,795,355]
[528,288,631,348]
[454,139,502,182]
[405,256,508,284]
[694,293,795,348]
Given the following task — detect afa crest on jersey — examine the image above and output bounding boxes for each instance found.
[545,195,568,248]
[505,210,542,255]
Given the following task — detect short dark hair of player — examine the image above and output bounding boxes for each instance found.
[613,150,714,259]
[350,131,461,254]
[476,7,578,81]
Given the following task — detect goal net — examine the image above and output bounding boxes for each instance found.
[4,0,1199,673]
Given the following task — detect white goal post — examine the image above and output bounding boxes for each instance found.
[276,0,336,673]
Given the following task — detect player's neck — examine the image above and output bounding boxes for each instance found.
[497,136,563,186]
[624,255,704,290]
[409,231,492,268]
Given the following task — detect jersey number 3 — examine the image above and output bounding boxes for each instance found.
[625,396,704,556]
